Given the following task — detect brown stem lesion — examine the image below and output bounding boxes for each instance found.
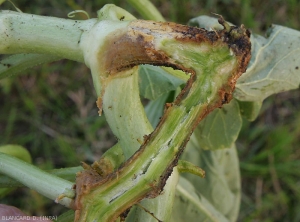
[74,17,251,222]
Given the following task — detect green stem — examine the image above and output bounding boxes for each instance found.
[127,0,165,21]
[0,8,178,221]
[177,160,205,178]
[0,10,96,62]
[0,153,75,207]
[90,8,179,220]
[0,166,82,188]
[0,8,250,221]
[101,69,178,222]
[102,68,153,159]
[75,19,251,221]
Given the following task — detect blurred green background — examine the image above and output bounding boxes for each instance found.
[0,0,300,221]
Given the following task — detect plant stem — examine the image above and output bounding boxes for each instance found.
[0,8,251,221]
[0,166,82,187]
[0,10,96,62]
[101,68,178,222]
[177,160,205,178]
[0,153,75,207]
[102,68,153,159]
[0,8,178,220]
[74,19,251,221]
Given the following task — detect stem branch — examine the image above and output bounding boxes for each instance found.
[0,10,96,62]
[0,153,75,207]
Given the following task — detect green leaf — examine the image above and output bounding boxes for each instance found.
[177,141,241,221]
[139,65,185,100]
[126,169,179,222]
[0,53,60,79]
[172,177,229,222]
[235,25,300,101]
[194,99,242,150]
[237,100,262,121]
[144,93,169,128]
[0,144,32,163]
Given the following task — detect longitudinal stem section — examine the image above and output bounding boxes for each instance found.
[75,19,251,221]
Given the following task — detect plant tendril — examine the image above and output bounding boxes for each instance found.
[68,10,90,20]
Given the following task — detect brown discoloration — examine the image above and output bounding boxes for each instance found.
[101,19,250,77]
[96,97,103,116]
[102,20,201,75]
[74,167,103,221]
[75,18,251,222]
[123,18,251,199]
[91,158,115,177]
[74,159,118,221]
[120,208,131,221]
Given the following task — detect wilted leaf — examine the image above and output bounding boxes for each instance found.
[139,64,185,100]
[194,99,242,150]
[235,25,300,101]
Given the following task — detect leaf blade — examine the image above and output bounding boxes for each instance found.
[195,99,242,150]
[0,53,60,79]
[235,25,300,101]
[139,65,186,100]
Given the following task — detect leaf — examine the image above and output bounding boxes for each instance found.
[126,169,179,222]
[0,144,32,163]
[194,99,242,150]
[0,53,60,80]
[144,93,169,128]
[237,100,262,121]
[172,177,229,222]
[235,25,300,101]
[177,140,241,222]
[139,64,185,100]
